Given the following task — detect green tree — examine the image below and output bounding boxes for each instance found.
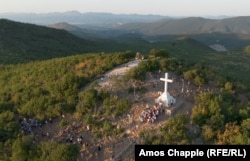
[160,58,179,72]
[0,110,20,142]
[124,66,146,96]
[37,142,79,161]
[125,66,146,81]
[192,92,224,131]
[217,122,245,144]
[78,88,98,112]
[103,120,114,136]
[239,103,250,120]
[202,125,215,142]
[184,69,207,87]
[149,49,169,59]
[138,59,160,72]
[11,136,37,161]
[80,89,98,109]
[192,106,209,126]
[160,114,190,144]
[194,75,205,87]
[207,113,224,131]
[241,118,250,143]
[183,69,197,81]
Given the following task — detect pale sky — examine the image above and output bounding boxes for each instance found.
[0,0,250,17]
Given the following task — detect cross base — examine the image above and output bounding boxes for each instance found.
[155,91,176,108]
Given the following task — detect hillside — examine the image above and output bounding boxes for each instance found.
[152,37,215,56]
[116,16,250,50]
[189,33,250,50]
[118,16,250,35]
[47,22,81,31]
[1,50,250,161]
[45,16,250,51]
[1,19,219,64]
[0,19,98,64]
[47,22,126,40]
[0,51,136,161]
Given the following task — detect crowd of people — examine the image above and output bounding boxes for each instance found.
[138,102,164,124]
[20,118,43,135]
[61,125,90,147]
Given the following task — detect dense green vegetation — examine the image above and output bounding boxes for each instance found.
[140,92,250,145]
[76,86,131,138]
[11,136,79,161]
[0,51,135,160]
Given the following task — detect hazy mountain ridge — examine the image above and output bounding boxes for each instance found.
[0,11,168,27]
[2,11,248,34]
[46,18,250,51]
[1,15,250,65]
[118,16,250,35]
[0,19,218,64]
[40,13,250,51]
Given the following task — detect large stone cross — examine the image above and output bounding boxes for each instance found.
[160,73,173,94]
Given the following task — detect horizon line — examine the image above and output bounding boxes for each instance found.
[0,10,246,19]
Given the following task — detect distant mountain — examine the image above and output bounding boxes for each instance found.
[46,19,250,51]
[0,19,99,64]
[47,22,81,31]
[0,11,168,27]
[115,16,250,50]
[46,22,128,40]
[118,16,250,35]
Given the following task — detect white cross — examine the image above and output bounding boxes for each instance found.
[160,73,173,94]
